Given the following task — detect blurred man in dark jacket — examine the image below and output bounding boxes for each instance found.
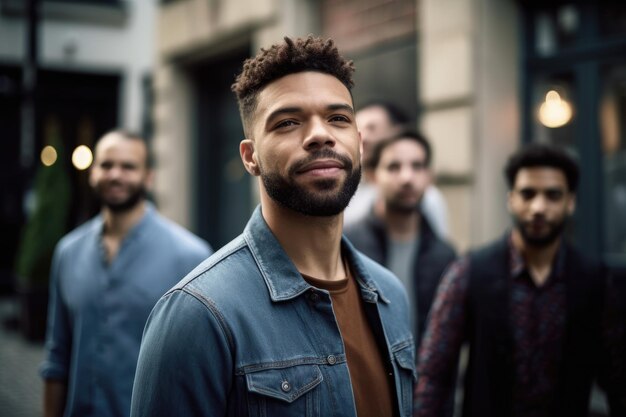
[345,131,456,345]
[415,144,626,417]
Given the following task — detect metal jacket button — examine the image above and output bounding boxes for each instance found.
[327,355,337,365]
[281,381,291,392]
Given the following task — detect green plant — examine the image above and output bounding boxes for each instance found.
[15,134,71,289]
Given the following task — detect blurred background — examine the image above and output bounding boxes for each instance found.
[0,0,625,415]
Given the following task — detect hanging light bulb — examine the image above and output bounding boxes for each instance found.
[538,90,573,128]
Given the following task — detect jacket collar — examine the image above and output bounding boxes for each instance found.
[93,201,157,242]
[364,208,436,251]
[243,206,388,303]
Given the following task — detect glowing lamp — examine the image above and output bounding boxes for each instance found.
[538,90,572,128]
[41,145,58,166]
[72,145,93,170]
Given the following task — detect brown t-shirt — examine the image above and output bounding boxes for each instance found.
[303,264,396,417]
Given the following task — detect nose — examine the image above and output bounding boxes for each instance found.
[303,117,336,150]
[399,165,414,183]
[529,194,548,214]
[105,165,122,180]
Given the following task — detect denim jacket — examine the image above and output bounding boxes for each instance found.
[131,207,415,417]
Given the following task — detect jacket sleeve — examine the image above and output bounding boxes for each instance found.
[130,289,233,417]
[600,273,626,415]
[40,245,71,381]
[414,257,469,417]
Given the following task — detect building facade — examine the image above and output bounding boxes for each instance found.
[155,0,625,279]
[153,0,516,253]
[0,0,156,292]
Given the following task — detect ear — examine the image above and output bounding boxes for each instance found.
[88,164,97,189]
[144,169,155,191]
[240,139,260,176]
[371,167,379,185]
[567,193,576,216]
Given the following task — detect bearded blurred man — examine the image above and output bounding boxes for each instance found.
[40,130,212,417]
[414,144,626,417]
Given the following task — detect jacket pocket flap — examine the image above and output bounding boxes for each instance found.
[393,345,417,380]
[246,365,323,403]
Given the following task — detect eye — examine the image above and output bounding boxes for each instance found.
[545,189,564,201]
[518,189,536,200]
[329,114,350,123]
[412,161,426,171]
[274,119,299,130]
[386,162,400,172]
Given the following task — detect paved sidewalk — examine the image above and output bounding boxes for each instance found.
[0,296,44,417]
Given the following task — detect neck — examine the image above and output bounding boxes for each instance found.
[383,204,420,241]
[511,228,561,286]
[260,189,345,281]
[102,200,147,240]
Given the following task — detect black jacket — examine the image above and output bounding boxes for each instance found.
[344,211,456,345]
[464,235,610,417]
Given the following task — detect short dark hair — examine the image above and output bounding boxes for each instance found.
[231,36,355,137]
[96,129,154,168]
[504,143,579,192]
[359,100,409,126]
[368,130,432,170]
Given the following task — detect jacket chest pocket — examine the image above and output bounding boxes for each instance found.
[245,364,323,417]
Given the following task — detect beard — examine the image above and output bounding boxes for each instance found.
[386,188,422,215]
[94,181,146,213]
[513,215,568,248]
[386,199,418,215]
[260,149,361,217]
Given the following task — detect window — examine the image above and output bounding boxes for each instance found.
[523,2,626,268]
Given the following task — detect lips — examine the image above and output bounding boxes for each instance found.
[296,159,345,174]
[103,184,126,192]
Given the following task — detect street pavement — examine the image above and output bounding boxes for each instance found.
[0,296,43,417]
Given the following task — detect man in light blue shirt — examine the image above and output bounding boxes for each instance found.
[39,130,212,417]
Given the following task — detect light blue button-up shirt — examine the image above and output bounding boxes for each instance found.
[131,206,415,417]
[40,203,212,417]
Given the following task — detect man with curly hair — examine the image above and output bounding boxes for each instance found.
[130,36,414,417]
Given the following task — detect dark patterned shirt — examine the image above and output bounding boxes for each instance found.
[413,235,623,417]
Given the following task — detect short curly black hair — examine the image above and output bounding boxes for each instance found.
[504,143,579,192]
[231,35,355,137]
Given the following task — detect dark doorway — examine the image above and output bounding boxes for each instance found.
[0,65,24,293]
[351,37,418,121]
[0,66,120,294]
[37,69,121,227]
[193,47,252,249]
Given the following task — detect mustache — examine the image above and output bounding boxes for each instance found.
[525,215,549,225]
[100,179,125,187]
[288,149,354,176]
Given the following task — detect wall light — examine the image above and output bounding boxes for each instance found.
[41,145,58,166]
[538,90,572,128]
[72,145,93,170]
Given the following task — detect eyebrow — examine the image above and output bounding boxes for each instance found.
[326,103,355,114]
[516,186,566,193]
[265,103,355,127]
